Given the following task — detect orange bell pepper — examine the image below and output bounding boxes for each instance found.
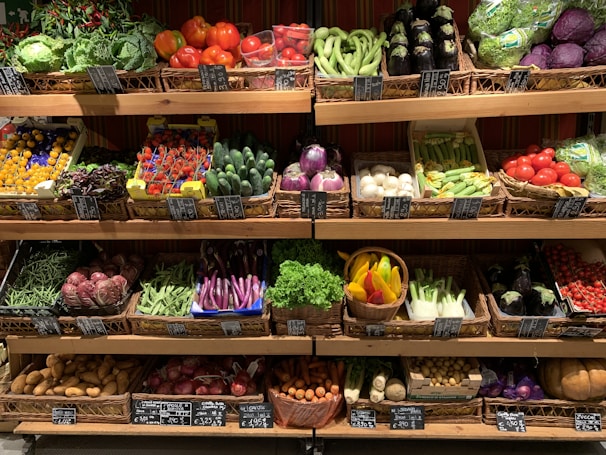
[206,21,240,52]
[154,30,186,61]
[180,16,211,48]
[199,45,235,68]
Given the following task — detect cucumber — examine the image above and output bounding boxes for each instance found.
[222,153,233,168]
[245,155,256,171]
[230,149,244,170]
[212,142,225,169]
[217,171,228,182]
[226,170,235,187]
[255,159,266,174]
[263,168,274,178]
[238,165,248,181]
[259,151,269,163]
[242,146,254,161]
[224,163,236,174]
[230,174,241,196]
[240,179,253,197]
[218,177,232,196]
[248,168,263,195]
[205,170,219,197]
[262,174,272,193]
[265,158,275,171]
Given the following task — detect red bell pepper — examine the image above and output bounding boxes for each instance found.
[206,21,240,52]
[180,16,211,48]
[169,45,201,68]
[200,45,235,68]
[367,290,384,305]
[154,30,186,61]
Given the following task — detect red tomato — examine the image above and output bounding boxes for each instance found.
[501,155,519,171]
[281,47,296,59]
[517,155,532,166]
[506,166,517,177]
[241,36,261,54]
[275,37,285,51]
[273,25,285,37]
[541,147,556,159]
[257,43,274,61]
[559,172,582,187]
[525,144,541,155]
[526,153,537,160]
[533,167,558,185]
[514,164,535,182]
[291,53,306,61]
[295,39,309,54]
[531,152,553,171]
[553,161,571,178]
[289,22,300,27]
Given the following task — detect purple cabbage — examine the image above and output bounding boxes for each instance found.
[531,44,552,56]
[584,30,606,66]
[551,8,595,45]
[548,43,585,68]
[519,53,548,69]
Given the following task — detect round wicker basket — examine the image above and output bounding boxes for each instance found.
[343,247,408,322]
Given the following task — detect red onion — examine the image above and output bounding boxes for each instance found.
[281,162,310,191]
[299,144,327,177]
[310,169,344,191]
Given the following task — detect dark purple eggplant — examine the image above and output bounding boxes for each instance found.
[437,23,455,42]
[512,260,532,297]
[389,32,409,54]
[411,19,432,41]
[415,31,434,49]
[388,20,407,39]
[413,45,435,73]
[431,5,454,30]
[388,45,411,76]
[491,282,508,302]
[526,285,557,316]
[395,1,415,32]
[436,39,459,71]
[415,0,439,21]
[487,263,505,285]
[499,290,526,316]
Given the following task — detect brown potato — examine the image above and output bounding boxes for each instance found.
[25,370,43,385]
[10,374,27,394]
[51,361,65,380]
[65,386,87,397]
[79,371,102,386]
[86,387,101,398]
[33,378,53,396]
[100,381,118,397]
[53,376,80,396]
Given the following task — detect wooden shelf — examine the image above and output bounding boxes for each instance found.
[313,217,606,240]
[315,336,606,358]
[314,89,606,125]
[316,417,605,441]
[14,421,309,438]
[5,335,313,356]
[0,218,311,240]
[0,91,312,117]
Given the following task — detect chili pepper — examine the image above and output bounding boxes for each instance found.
[200,44,235,68]
[153,29,186,61]
[169,45,201,68]
[206,21,240,52]
[180,15,211,48]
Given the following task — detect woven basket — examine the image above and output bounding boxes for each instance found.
[483,397,606,427]
[343,255,490,338]
[275,175,351,218]
[23,65,164,94]
[348,397,483,424]
[270,300,343,336]
[473,254,606,338]
[0,356,149,423]
[343,247,408,322]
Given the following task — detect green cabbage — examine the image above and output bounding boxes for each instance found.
[63,31,113,73]
[14,34,70,73]
[478,28,532,68]
[111,30,157,72]
[468,0,518,41]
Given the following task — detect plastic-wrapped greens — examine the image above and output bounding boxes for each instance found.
[510,0,566,44]
[478,28,532,68]
[468,0,517,42]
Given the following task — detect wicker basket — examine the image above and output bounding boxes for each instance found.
[343,255,490,338]
[275,175,351,218]
[23,65,164,94]
[343,247,408,322]
[348,397,483,424]
[0,356,149,423]
[483,397,606,428]
[34,197,130,221]
[270,300,343,336]
[473,254,606,338]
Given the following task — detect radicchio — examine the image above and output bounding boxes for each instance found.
[76,280,96,307]
[66,271,88,287]
[92,279,121,307]
[61,283,81,307]
[110,274,129,297]
[111,253,128,267]
[90,271,109,283]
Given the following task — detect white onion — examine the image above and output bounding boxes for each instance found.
[376,186,385,197]
[383,175,400,190]
[384,188,398,197]
[401,182,414,194]
[360,175,376,187]
[360,182,378,197]
[371,164,396,175]
[372,172,386,185]
[398,173,413,185]
[359,168,371,178]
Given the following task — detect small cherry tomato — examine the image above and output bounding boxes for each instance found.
[559,172,582,187]
[553,161,571,178]
[501,155,519,171]
[257,42,274,61]
[541,147,556,159]
[525,144,541,155]
[531,152,553,171]
[514,164,535,182]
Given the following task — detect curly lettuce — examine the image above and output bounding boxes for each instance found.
[510,0,566,43]
[468,0,517,42]
[63,31,113,73]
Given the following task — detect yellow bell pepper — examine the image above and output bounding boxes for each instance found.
[350,252,370,279]
[352,260,369,284]
[347,281,367,302]
[377,254,392,285]
[337,250,350,261]
[371,271,397,304]
[390,265,402,297]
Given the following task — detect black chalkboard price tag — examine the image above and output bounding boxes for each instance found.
[0,67,30,94]
[301,191,327,219]
[132,400,193,426]
[354,75,383,101]
[239,403,273,429]
[32,316,61,335]
[419,69,450,97]
[450,197,482,219]
[198,64,230,91]
[366,324,386,337]
[575,413,602,432]
[390,405,425,430]
[17,202,41,220]
[193,401,227,427]
[167,197,198,220]
[287,319,306,336]
[221,321,242,336]
[350,409,376,428]
[87,66,124,94]
[560,326,603,338]
[552,197,587,219]
[214,195,244,220]
[76,317,108,336]
[52,408,76,425]
[382,196,411,219]
[518,317,548,338]
[496,411,526,432]
[433,317,463,338]
[72,195,100,220]
[275,69,296,90]
[132,399,162,425]
[505,69,530,93]
[166,323,188,337]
